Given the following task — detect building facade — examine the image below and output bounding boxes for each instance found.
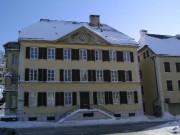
[138,30,180,116]
[4,15,143,121]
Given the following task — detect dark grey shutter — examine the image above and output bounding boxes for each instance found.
[103,70,111,82]
[73,92,77,105]
[60,69,64,81]
[43,69,47,82]
[130,52,134,62]
[117,51,123,62]
[38,69,43,81]
[43,48,47,59]
[103,50,110,61]
[25,68,29,81]
[120,91,127,104]
[26,47,30,59]
[87,50,91,61]
[109,92,113,104]
[56,48,63,60]
[134,91,138,103]
[72,49,76,60]
[118,70,125,82]
[72,69,80,81]
[24,92,29,106]
[105,92,113,104]
[92,70,96,81]
[43,92,47,106]
[38,48,43,59]
[93,92,97,105]
[55,92,60,106]
[128,71,132,81]
[60,92,64,106]
[38,92,42,106]
[91,50,95,61]
[88,70,92,81]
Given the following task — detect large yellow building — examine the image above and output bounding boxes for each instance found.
[4,15,143,121]
[138,30,180,116]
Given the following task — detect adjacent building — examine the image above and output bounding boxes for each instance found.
[138,30,180,116]
[4,15,143,121]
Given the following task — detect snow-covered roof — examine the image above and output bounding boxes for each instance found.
[139,33,180,56]
[19,19,137,46]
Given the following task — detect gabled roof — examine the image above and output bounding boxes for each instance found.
[139,32,180,56]
[19,19,138,46]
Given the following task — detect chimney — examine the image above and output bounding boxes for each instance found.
[89,15,100,27]
[140,29,147,37]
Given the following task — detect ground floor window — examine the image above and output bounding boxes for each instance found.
[29,92,37,107]
[112,92,120,104]
[97,92,105,105]
[64,92,72,106]
[47,92,55,107]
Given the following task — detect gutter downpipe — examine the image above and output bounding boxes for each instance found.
[151,56,160,116]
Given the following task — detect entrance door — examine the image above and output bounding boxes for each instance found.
[80,92,90,109]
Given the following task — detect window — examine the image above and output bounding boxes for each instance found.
[47,92,55,107]
[63,48,71,60]
[176,63,180,72]
[127,91,134,104]
[109,50,117,61]
[125,71,132,81]
[47,69,55,81]
[96,70,103,82]
[64,92,72,106]
[80,70,88,82]
[97,92,105,105]
[164,62,170,72]
[112,92,120,104]
[166,80,173,91]
[30,47,38,59]
[143,52,146,59]
[64,70,72,82]
[123,51,130,62]
[79,49,87,61]
[29,69,38,81]
[12,54,17,65]
[95,49,102,61]
[146,50,149,58]
[29,92,37,107]
[111,70,118,82]
[178,81,180,91]
[47,48,55,60]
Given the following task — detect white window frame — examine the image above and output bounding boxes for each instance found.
[96,70,103,82]
[64,92,72,106]
[111,70,118,82]
[95,49,102,61]
[109,50,117,62]
[112,91,120,104]
[64,69,72,82]
[79,49,87,61]
[47,69,55,81]
[80,69,88,82]
[29,92,37,107]
[127,91,134,104]
[12,54,17,65]
[97,92,105,105]
[63,48,71,60]
[47,92,55,107]
[47,48,55,60]
[30,47,38,59]
[125,71,129,82]
[29,69,38,81]
[123,51,130,62]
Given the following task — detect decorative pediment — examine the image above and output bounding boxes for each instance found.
[58,27,108,45]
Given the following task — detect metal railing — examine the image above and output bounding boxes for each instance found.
[92,104,115,116]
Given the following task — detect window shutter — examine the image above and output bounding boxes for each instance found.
[130,52,134,62]
[91,50,95,61]
[93,92,97,105]
[102,50,110,61]
[88,70,92,81]
[134,91,138,103]
[60,92,64,106]
[105,92,113,104]
[128,71,132,81]
[109,92,113,104]
[43,48,47,59]
[56,48,63,60]
[43,92,47,106]
[60,69,64,81]
[24,92,29,106]
[72,69,79,81]
[38,69,43,81]
[75,49,79,60]
[55,92,60,106]
[25,68,29,81]
[92,70,96,81]
[118,70,125,82]
[26,47,30,59]
[73,92,77,105]
[117,51,123,62]
[72,49,76,60]
[87,50,91,61]
[103,70,111,82]
[43,69,47,82]
[38,47,43,59]
[38,92,42,106]
[120,91,127,104]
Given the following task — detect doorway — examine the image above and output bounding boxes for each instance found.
[80,92,90,109]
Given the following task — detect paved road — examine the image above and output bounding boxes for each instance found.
[15,121,167,135]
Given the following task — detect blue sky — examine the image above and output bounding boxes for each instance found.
[0,0,180,51]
